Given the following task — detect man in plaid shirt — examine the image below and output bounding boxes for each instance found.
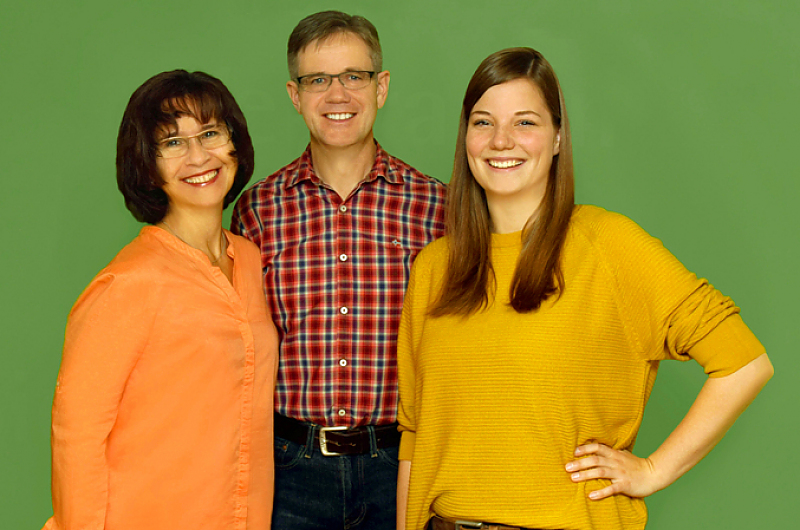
[231,11,446,530]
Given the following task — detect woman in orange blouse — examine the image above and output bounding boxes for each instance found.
[43,70,278,530]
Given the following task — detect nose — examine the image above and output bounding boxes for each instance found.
[185,137,212,165]
[325,77,351,103]
[490,125,514,151]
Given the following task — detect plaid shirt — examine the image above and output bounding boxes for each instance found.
[232,143,446,427]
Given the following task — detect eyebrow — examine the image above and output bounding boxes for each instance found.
[161,122,219,139]
[470,109,543,118]
[299,68,371,76]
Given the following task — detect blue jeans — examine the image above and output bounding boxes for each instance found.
[271,427,399,530]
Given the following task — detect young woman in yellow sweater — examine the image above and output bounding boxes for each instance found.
[396,48,773,530]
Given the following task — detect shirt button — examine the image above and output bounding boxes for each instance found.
[339,205,347,213]
[338,409,346,417]
[339,253,348,262]
[339,359,347,367]
[340,307,348,315]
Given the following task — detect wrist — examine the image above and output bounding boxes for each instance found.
[644,453,678,494]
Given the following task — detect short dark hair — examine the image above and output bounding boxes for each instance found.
[116,70,254,224]
[287,10,382,79]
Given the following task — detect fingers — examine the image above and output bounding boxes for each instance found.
[566,454,599,472]
[568,463,629,502]
[569,464,608,481]
[567,455,625,485]
[567,463,630,501]
[565,443,618,473]
[587,484,618,501]
[565,444,638,501]
[574,443,612,457]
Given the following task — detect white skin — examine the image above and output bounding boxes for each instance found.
[396,78,774,528]
[286,32,390,199]
[156,112,237,282]
[465,78,560,234]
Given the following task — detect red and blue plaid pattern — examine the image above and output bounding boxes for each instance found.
[232,144,446,427]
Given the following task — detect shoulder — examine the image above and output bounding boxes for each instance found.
[569,205,689,285]
[71,234,163,314]
[99,229,168,278]
[413,236,450,268]
[238,154,305,201]
[571,204,640,234]
[87,226,221,291]
[228,231,261,263]
[406,237,449,298]
[232,154,307,234]
[569,204,652,249]
[382,150,447,194]
[227,233,267,300]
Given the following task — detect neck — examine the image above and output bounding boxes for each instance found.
[486,195,542,234]
[159,208,226,263]
[309,137,377,199]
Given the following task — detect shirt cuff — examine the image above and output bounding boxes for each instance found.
[399,430,416,461]
[688,314,766,377]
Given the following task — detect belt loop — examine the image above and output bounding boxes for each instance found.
[367,425,378,457]
[304,422,316,458]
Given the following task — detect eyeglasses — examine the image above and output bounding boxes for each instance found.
[157,125,231,158]
[295,71,376,92]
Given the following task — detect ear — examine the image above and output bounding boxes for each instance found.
[376,70,390,109]
[286,81,302,114]
[553,130,561,155]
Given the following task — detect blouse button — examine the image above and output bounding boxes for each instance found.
[338,409,346,417]
[340,307,349,315]
[339,205,347,213]
[339,359,348,367]
[339,253,348,262]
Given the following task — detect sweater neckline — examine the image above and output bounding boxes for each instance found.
[491,230,523,249]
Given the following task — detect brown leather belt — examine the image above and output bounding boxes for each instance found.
[428,515,546,530]
[274,413,400,456]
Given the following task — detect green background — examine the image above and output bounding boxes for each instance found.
[2,0,796,527]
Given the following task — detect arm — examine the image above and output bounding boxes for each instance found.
[397,459,412,530]
[396,247,431,530]
[566,352,773,499]
[50,273,153,527]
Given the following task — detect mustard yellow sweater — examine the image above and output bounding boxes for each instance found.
[397,205,764,530]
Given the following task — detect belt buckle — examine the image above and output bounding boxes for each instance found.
[318,426,348,456]
[455,521,484,530]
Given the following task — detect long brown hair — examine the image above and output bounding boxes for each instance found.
[431,47,574,316]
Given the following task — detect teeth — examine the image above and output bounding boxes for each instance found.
[326,113,354,120]
[184,170,218,184]
[488,159,523,169]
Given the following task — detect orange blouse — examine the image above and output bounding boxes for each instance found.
[43,226,278,530]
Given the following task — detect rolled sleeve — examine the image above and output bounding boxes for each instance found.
[687,313,766,377]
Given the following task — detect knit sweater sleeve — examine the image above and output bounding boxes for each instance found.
[397,240,445,461]
[583,208,764,376]
[397,252,421,461]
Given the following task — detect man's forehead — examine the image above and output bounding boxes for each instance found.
[306,31,365,52]
[297,32,372,71]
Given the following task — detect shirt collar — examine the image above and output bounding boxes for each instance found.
[285,140,405,189]
[142,226,238,263]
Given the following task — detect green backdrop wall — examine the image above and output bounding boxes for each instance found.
[2,0,796,527]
